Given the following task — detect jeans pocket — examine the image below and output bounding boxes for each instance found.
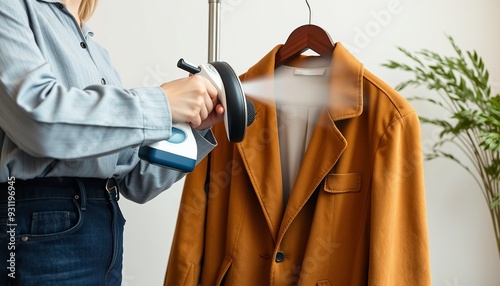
[30,211,72,235]
[19,199,84,242]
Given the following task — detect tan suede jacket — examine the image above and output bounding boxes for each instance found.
[164,43,431,286]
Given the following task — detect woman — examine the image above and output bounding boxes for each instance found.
[0,0,223,285]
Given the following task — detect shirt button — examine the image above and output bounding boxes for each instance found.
[57,3,64,10]
[80,42,87,49]
[101,78,107,85]
[275,251,285,263]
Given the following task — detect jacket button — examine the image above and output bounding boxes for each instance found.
[80,42,87,49]
[275,251,285,263]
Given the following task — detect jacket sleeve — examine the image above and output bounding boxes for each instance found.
[369,111,431,285]
[164,154,210,285]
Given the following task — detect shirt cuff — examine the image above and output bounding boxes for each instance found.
[193,128,217,163]
[133,86,172,144]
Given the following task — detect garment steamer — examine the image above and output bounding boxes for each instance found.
[138,58,254,172]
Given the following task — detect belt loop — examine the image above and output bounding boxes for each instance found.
[106,178,120,201]
[74,178,87,211]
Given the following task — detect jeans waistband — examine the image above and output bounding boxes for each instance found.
[0,177,119,202]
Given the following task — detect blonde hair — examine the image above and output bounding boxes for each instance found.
[79,0,99,21]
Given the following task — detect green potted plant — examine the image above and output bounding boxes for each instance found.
[383,35,500,258]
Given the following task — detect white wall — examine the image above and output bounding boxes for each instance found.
[89,0,500,285]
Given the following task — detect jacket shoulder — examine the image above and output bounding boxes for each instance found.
[363,68,417,119]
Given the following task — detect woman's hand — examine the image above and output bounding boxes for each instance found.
[161,75,224,129]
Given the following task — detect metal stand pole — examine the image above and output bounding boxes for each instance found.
[208,0,221,62]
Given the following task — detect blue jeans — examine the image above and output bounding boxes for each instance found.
[0,177,125,286]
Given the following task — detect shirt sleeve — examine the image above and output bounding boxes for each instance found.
[0,1,171,160]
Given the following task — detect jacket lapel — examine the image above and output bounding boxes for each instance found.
[237,46,285,242]
[237,43,364,242]
[278,110,347,237]
[278,43,364,237]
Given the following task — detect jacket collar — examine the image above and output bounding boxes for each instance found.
[240,42,364,121]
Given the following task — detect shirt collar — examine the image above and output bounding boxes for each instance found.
[81,22,94,38]
[36,0,94,37]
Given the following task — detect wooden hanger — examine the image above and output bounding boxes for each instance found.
[274,1,336,68]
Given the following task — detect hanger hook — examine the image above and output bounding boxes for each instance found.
[305,0,312,24]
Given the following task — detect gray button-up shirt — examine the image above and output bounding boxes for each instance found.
[0,0,216,202]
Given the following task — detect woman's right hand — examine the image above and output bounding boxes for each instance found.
[160,75,219,128]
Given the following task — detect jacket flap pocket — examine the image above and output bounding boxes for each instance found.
[324,173,361,194]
